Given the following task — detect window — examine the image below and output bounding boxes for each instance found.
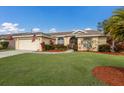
[83,37,92,49]
[58,37,64,45]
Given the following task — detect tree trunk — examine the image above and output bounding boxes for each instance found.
[111,40,115,52]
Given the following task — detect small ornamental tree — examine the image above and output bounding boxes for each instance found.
[50,39,54,46]
[7,34,13,40]
[40,42,45,51]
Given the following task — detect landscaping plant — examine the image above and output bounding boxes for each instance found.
[98,44,111,52]
[0,41,9,49]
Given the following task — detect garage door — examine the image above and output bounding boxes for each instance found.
[18,39,40,51]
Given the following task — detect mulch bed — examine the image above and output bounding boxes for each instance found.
[92,66,124,86]
[47,50,65,52]
[95,52,124,56]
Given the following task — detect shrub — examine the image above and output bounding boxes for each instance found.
[98,44,110,52]
[50,40,54,46]
[0,44,3,50]
[45,45,54,51]
[0,41,9,49]
[73,44,78,51]
[40,42,45,51]
[54,45,67,51]
[44,44,67,51]
[115,42,124,52]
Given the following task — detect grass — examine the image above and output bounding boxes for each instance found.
[0,52,124,86]
[0,48,15,52]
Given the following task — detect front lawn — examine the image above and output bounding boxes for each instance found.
[0,52,124,85]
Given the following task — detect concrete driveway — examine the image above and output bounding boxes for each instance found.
[0,50,32,58]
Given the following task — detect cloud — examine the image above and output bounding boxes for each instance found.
[32,28,41,32]
[84,28,93,30]
[0,22,25,34]
[49,28,57,33]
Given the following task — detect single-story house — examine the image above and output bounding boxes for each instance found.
[14,32,54,51]
[0,29,107,51]
[0,32,53,51]
[51,29,107,51]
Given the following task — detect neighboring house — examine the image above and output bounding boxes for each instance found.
[0,29,107,51]
[0,35,15,49]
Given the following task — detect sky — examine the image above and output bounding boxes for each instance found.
[0,6,121,34]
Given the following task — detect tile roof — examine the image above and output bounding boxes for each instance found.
[0,30,105,39]
[49,31,73,36]
[50,30,105,36]
[0,32,50,39]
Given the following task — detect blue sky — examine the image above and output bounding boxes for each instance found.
[0,6,121,34]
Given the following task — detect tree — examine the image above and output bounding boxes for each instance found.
[112,8,124,41]
[97,20,107,32]
[98,8,124,52]
[97,22,103,32]
[113,8,124,19]
[100,15,124,52]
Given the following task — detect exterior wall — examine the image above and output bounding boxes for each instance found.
[42,37,51,45]
[8,40,15,49]
[77,37,83,51]
[15,37,42,51]
[91,37,99,51]
[77,37,107,51]
[55,36,70,46]
[55,38,58,45]
[78,37,97,51]
[78,37,93,51]
[15,36,52,51]
[64,37,71,46]
[14,33,107,52]
[98,37,107,45]
[15,38,19,50]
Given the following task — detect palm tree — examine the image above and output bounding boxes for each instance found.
[97,20,108,32]
[113,8,124,19]
[113,8,124,40]
[99,8,124,52]
[102,16,124,52]
[113,8,124,46]
[98,8,124,52]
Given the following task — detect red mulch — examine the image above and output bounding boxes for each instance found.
[95,52,124,56]
[92,66,124,86]
[47,50,65,52]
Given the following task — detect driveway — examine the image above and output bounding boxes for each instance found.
[0,50,32,58]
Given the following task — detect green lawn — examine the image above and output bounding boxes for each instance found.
[0,52,124,86]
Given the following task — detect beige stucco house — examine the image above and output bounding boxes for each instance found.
[0,29,107,51]
[51,29,107,51]
[14,32,52,51]
[0,32,53,51]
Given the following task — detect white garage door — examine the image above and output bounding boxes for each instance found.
[18,39,40,51]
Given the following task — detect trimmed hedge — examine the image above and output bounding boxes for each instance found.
[44,44,67,51]
[54,45,67,51]
[0,44,3,50]
[98,44,110,52]
[0,41,9,49]
[45,45,54,51]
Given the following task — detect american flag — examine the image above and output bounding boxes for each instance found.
[32,34,36,42]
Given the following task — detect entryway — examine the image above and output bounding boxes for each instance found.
[69,36,78,51]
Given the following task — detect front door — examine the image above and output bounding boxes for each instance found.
[69,36,77,51]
